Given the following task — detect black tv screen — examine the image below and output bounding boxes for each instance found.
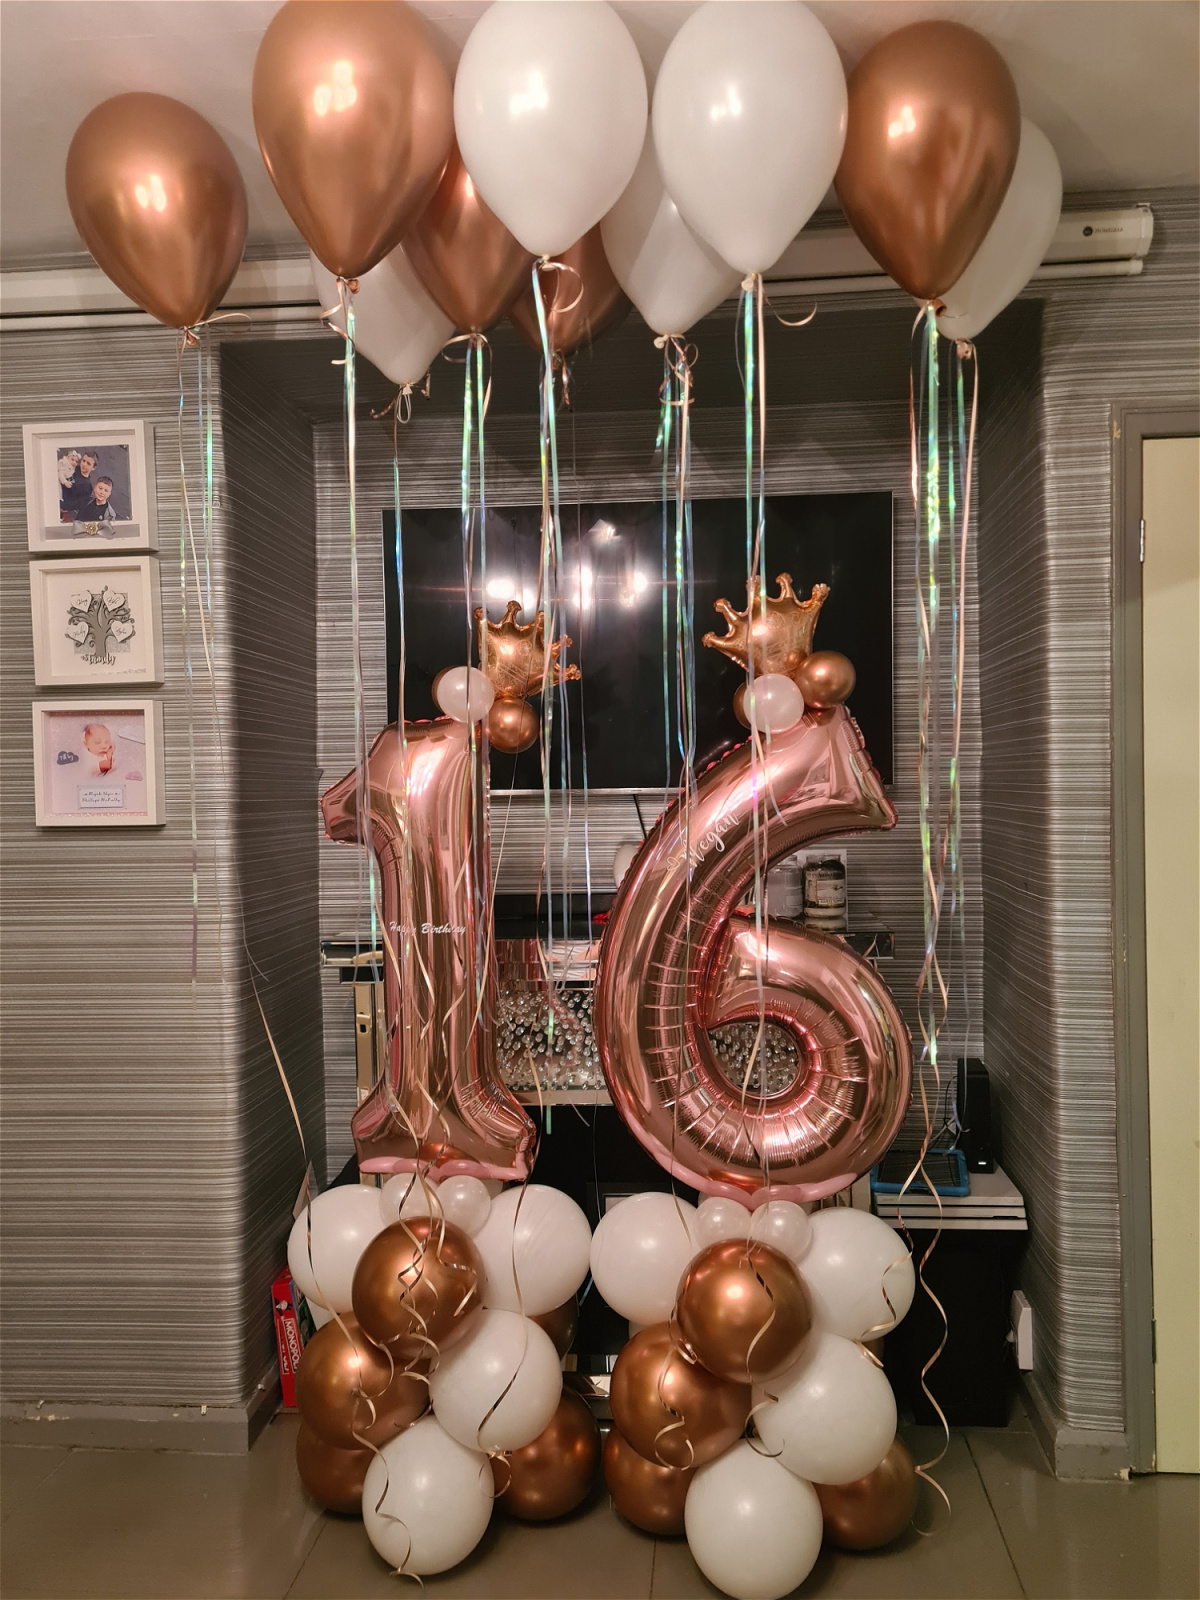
[384,493,893,788]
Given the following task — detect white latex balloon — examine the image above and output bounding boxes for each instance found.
[472,1184,592,1316]
[430,1308,562,1452]
[938,120,1063,342]
[437,1176,493,1238]
[748,1201,813,1267]
[693,1195,755,1249]
[307,1299,333,1331]
[744,674,805,733]
[693,1197,812,1268]
[435,666,495,724]
[362,1417,492,1575]
[685,1440,823,1600]
[379,1173,441,1226]
[601,130,740,336]
[653,2,846,275]
[286,1185,387,1314]
[454,0,647,258]
[799,1207,915,1341]
[612,841,641,888]
[311,250,453,389]
[589,1191,698,1325]
[753,1330,897,1485]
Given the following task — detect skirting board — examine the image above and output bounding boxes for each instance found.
[1020,1368,1132,1480]
[0,1362,280,1455]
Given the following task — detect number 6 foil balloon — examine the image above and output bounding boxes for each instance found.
[593,706,911,1206]
[322,719,535,1181]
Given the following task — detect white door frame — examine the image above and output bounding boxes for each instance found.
[1111,404,1200,1473]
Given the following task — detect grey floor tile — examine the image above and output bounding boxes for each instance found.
[1,1444,71,1524]
[289,1484,656,1600]
[0,1415,322,1600]
[969,1428,1200,1600]
[650,1433,1022,1600]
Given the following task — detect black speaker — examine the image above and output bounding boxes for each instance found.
[957,1057,995,1172]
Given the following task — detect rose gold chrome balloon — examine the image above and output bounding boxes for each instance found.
[252,0,453,280]
[531,1296,579,1359]
[593,705,911,1205]
[815,1437,919,1550]
[322,721,536,1180]
[793,651,856,708]
[65,93,247,329]
[296,1422,371,1515]
[674,1241,811,1385]
[351,1217,481,1359]
[603,1426,693,1536]
[487,699,539,755]
[835,20,1020,302]
[403,142,535,333]
[610,1323,750,1469]
[295,1314,429,1450]
[509,227,630,358]
[492,1389,600,1521]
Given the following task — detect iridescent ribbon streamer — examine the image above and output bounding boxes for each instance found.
[531,259,574,1036]
[337,281,378,965]
[900,300,987,1523]
[175,333,203,983]
[654,334,699,1224]
[736,274,771,1180]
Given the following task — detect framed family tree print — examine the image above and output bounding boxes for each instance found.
[22,419,157,553]
[32,698,164,827]
[29,556,163,687]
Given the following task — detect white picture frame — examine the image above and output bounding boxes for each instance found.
[22,419,157,553]
[32,698,165,827]
[30,556,163,688]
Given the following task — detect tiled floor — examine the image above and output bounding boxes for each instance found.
[2,1400,1197,1600]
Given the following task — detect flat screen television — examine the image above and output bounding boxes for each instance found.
[383,493,893,788]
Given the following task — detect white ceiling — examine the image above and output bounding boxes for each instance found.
[1,0,1197,268]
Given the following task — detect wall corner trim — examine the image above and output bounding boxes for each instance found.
[1019,1370,1132,1480]
[0,1363,280,1455]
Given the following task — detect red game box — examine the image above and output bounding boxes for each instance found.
[271,1268,316,1408]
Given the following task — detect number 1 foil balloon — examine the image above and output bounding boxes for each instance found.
[321,606,578,1180]
[592,582,911,1205]
[321,718,535,1180]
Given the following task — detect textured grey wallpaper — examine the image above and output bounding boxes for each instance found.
[0,326,322,1413]
[1,325,247,1405]
[220,345,323,1390]
[977,188,1200,1437]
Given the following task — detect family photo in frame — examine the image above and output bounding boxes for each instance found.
[22,419,157,553]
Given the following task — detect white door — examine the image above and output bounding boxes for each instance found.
[1142,436,1200,1474]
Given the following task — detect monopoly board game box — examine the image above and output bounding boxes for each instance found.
[271,1268,317,1408]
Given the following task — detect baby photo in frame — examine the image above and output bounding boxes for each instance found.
[32,699,164,827]
[30,555,163,687]
[23,420,157,553]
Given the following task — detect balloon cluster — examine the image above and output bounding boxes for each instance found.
[591,1192,921,1599]
[64,1,1061,377]
[428,602,583,755]
[285,1179,599,1573]
[704,574,856,736]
